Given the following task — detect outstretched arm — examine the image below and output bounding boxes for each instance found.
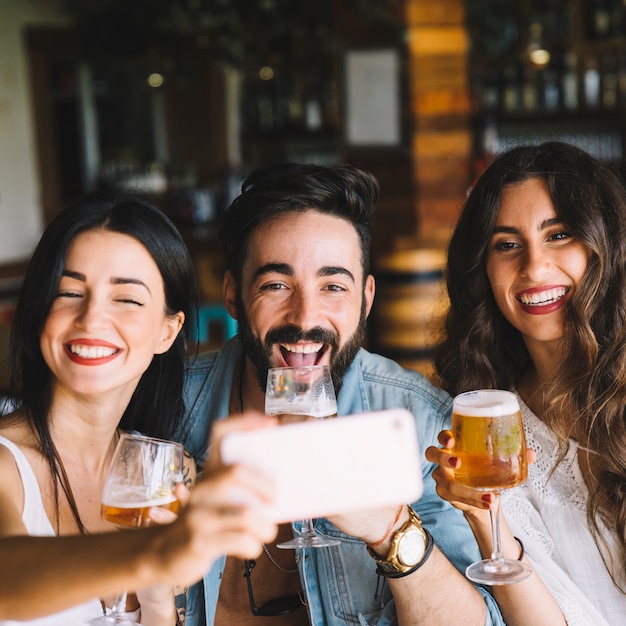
[0,415,278,622]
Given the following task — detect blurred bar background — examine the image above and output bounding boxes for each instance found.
[1,0,624,389]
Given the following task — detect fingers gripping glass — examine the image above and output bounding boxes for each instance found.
[244,560,303,617]
[88,433,184,625]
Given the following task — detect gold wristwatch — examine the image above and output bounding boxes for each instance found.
[366,506,432,576]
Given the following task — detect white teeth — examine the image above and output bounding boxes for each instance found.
[517,287,567,306]
[280,343,322,354]
[69,344,117,359]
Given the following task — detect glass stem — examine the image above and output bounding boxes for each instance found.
[489,492,505,563]
[299,518,315,538]
[110,590,128,615]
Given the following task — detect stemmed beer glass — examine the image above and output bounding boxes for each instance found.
[452,389,532,585]
[89,433,184,625]
[265,365,340,549]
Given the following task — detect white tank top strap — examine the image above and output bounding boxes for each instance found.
[0,434,55,536]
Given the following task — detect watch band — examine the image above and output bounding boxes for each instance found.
[366,505,434,578]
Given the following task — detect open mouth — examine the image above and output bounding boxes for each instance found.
[279,342,328,367]
[516,286,569,307]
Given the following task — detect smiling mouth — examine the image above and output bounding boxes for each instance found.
[279,343,326,366]
[516,287,569,306]
[67,344,119,359]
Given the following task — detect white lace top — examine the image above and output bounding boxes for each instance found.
[501,396,626,625]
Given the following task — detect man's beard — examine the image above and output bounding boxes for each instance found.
[235,294,367,394]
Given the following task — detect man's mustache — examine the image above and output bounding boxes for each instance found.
[265,325,339,347]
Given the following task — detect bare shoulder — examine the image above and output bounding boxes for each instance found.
[0,410,34,444]
[0,415,30,536]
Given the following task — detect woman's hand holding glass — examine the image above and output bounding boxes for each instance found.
[428,431,536,514]
[152,415,280,576]
[90,434,186,626]
[93,415,278,626]
[427,390,532,585]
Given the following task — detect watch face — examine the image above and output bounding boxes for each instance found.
[398,528,426,566]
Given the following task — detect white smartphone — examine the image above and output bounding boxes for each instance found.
[220,408,424,523]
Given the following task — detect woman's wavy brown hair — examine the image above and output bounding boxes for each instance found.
[435,141,626,589]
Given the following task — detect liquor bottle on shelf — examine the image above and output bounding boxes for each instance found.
[543,66,560,112]
[555,0,574,42]
[584,55,601,109]
[562,52,579,111]
[481,68,500,113]
[502,64,521,113]
[287,74,305,130]
[586,0,612,40]
[610,0,625,38]
[471,114,499,182]
[272,75,291,131]
[323,75,340,130]
[522,65,539,113]
[255,75,275,131]
[617,52,626,107]
[601,52,618,109]
[304,67,324,131]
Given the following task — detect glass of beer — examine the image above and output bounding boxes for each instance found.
[265,365,340,549]
[452,389,532,585]
[91,433,184,625]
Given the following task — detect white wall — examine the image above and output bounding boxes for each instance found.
[0,0,67,263]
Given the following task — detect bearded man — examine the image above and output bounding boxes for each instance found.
[180,163,503,626]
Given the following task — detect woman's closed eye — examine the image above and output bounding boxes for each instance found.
[115,297,145,306]
[55,290,82,299]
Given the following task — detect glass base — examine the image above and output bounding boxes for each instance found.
[85,615,140,625]
[277,533,340,549]
[466,558,532,586]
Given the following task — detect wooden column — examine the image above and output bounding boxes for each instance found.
[405,0,472,238]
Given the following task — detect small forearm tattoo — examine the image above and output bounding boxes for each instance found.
[182,450,195,490]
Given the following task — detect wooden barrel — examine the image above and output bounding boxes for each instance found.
[371,247,449,380]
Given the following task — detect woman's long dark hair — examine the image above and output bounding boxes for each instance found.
[436,141,626,589]
[7,194,199,532]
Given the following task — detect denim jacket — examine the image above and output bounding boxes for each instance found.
[180,338,503,626]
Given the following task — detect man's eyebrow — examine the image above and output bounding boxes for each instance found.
[61,269,151,293]
[253,263,293,280]
[252,263,355,283]
[318,266,355,283]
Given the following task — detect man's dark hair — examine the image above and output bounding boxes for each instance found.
[219,163,379,285]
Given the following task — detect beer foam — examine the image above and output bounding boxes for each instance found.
[453,389,519,417]
[103,494,177,508]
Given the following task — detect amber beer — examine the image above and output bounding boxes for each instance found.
[452,390,527,490]
[102,493,180,528]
